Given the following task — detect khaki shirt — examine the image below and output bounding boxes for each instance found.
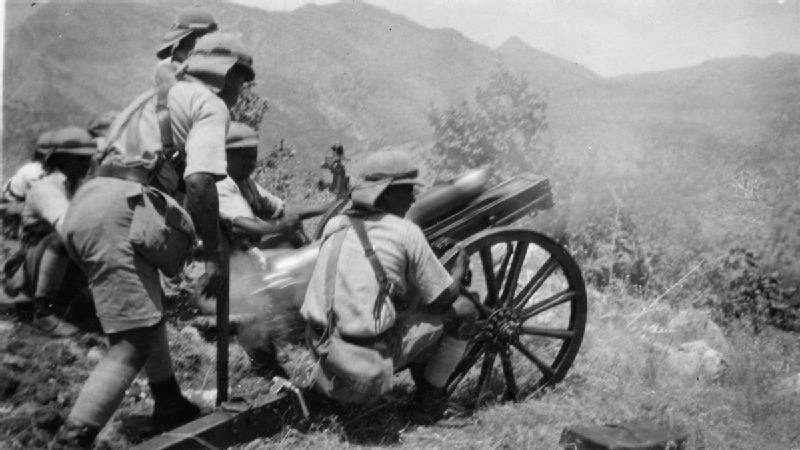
[304,213,453,319]
[3,161,44,202]
[102,78,228,180]
[23,171,69,231]
[217,176,284,221]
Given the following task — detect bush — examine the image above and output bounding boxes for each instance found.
[701,247,800,333]
[428,64,549,183]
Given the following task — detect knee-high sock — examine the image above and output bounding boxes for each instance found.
[68,329,150,428]
[68,354,141,428]
[143,322,175,384]
[423,336,469,388]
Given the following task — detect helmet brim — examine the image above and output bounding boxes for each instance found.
[184,53,254,92]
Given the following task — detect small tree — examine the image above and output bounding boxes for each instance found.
[428,64,549,182]
[230,81,270,130]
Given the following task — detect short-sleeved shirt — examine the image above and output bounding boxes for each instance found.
[217,176,284,221]
[3,161,45,202]
[102,78,228,181]
[23,171,70,230]
[304,213,453,319]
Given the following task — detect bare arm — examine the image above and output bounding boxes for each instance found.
[427,247,468,314]
[185,172,225,298]
[231,216,296,238]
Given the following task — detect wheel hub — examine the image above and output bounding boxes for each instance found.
[481,308,521,344]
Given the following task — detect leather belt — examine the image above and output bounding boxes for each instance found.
[95,165,151,185]
[309,324,388,347]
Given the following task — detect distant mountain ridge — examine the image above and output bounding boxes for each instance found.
[3,0,800,184]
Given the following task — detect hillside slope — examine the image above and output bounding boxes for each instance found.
[2,0,596,178]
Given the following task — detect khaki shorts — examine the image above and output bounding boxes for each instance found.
[391,310,445,370]
[62,177,163,333]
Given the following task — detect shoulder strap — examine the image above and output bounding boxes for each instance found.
[322,226,349,334]
[348,216,389,290]
[305,225,349,356]
[348,216,398,319]
[156,84,176,159]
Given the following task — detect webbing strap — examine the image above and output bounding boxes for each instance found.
[321,226,350,341]
[156,85,176,158]
[348,217,389,289]
[348,216,393,319]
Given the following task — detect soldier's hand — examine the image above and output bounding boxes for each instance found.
[279,212,301,230]
[199,259,226,299]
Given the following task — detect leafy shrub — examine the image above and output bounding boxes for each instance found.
[230,81,270,130]
[701,247,800,333]
[428,64,550,183]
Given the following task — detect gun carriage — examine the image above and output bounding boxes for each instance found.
[134,146,587,450]
[312,146,587,401]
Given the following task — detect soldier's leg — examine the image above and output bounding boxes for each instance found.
[58,326,153,448]
[31,233,79,336]
[143,322,200,426]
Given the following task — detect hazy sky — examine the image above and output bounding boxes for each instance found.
[231,0,800,76]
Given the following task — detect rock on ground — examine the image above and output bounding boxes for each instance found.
[664,339,728,383]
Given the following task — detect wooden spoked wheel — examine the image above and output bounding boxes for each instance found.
[439,227,587,404]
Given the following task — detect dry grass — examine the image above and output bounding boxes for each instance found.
[238,283,800,450]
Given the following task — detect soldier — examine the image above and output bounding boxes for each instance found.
[51,33,254,449]
[217,121,336,251]
[2,131,50,204]
[1,130,50,241]
[300,149,476,423]
[86,110,119,149]
[154,6,217,89]
[7,126,97,337]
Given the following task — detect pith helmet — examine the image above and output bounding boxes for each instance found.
[350,149,423,208]
[34,130,55,156]
[226,122,259,151]
[48,126,98,157]
[183,33,254,92]
[87,110,119,138]
[157,7,218,60]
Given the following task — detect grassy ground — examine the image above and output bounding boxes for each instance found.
[236,284,800,450]
[1,242,799,449]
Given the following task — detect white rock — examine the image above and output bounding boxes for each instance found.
[186,389,217,407]
[775,373,800,396]
[665,339,727,382]
[665,309,732,356]
[179,325,203,342]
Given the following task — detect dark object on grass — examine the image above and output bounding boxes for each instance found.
[560,421,687,449]
[0,366,21,401]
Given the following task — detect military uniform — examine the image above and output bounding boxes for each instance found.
[52,33,255,449]
[301,150,472,409]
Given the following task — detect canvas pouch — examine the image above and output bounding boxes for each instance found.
[306,222,395,404]
[128,186,195,277]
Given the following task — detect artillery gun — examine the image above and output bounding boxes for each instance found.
[135,145,587,449]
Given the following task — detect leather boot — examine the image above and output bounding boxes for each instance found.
[49,420,100,450]
[149,377,200,429]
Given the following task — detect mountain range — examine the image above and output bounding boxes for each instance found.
[4,0,800,183]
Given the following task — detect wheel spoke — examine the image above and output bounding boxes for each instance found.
[500,242,529,306]
[499,350,518,401]
[473,350,497,405]
[445,342,486,396]
[520,325,575,340]
[479,247,499,308]
[511,257,559,309]
[512,339,555,379]
[520,290,577,319]
[493,244,512,298]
